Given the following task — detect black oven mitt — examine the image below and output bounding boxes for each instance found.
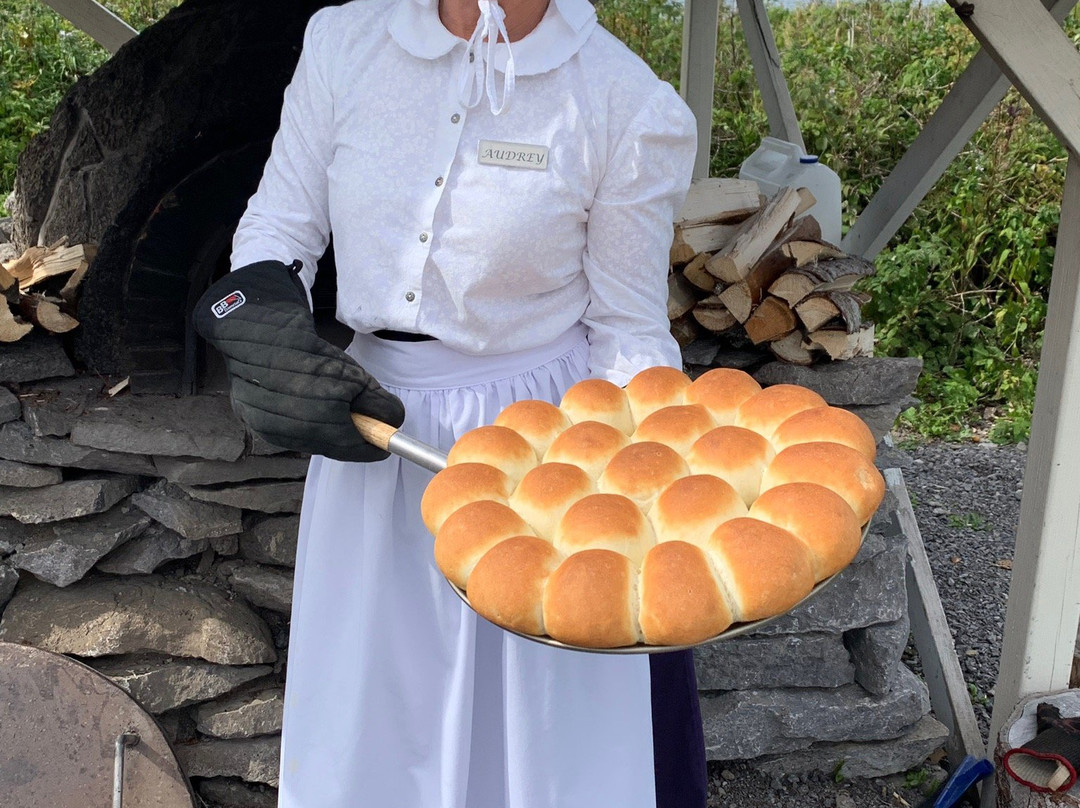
[192,259,405,462]
[1003,702,1080,792]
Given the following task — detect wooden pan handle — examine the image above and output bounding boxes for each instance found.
[351,413,399,452]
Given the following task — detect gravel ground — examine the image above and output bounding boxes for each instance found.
[705,439,1028,807]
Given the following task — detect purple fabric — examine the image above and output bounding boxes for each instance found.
[650,650,707,808]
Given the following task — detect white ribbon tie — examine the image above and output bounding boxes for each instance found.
[457,0,516,115]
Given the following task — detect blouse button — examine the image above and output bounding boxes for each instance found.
[419,233,429,243]
[451,113,461,124]
[435,177,444,187]
[405,291,416,302]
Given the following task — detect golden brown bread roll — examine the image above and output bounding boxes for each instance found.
[558,378,635,435]
[686,426,775,506]
[554,492,656,565]
[760,442,885,524]
[543,549,640,648]
[434,500,536,589]
[467,536,563,636]
[734,384,828,440]
[638,541,734,645]
[421,463,515,535]
[648,474,747,547]
[631,404,717,456]
[771,406,877,461]
[446,425,538,485]
[706,517,815,623]
[750,483,863,580]
[683,368,762,425]
[509,462,596,541]
[624,366,691,424]
[598,441,690,512]
[493,400,573,459]
[543,420,630,479]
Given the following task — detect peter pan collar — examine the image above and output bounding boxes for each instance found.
[388,0,597,75]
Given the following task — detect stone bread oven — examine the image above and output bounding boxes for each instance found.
[1,3,945,803]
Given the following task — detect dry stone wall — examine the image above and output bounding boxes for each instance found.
[0,332,940,805]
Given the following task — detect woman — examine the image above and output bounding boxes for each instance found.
[194,0,704,805]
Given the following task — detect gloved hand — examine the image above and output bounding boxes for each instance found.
[192,259,405,462]
[1003,702,1080,792]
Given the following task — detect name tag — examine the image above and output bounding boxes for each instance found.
[477,140,549,170]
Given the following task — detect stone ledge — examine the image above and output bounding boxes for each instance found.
[753,357,923,407]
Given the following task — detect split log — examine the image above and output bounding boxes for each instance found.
[676,178,761,227]
[682,253,719,293]
[669,232,697,266]
[18,295,80,334]
[669,313,700,349]
[795,290,869,333]
[692,296,738,334]
[3,244,50,283]
[769,330,816,365]
[781,239,846,267]
[805,324,875,360]
[744,296,797,344]
[18,244,96,291]
[705,187,802,283]
[59,260,91,303]
[667,272,699,320]
[0,303,32,343]
[769,255,876,307]
[0,264,18,306]
[678,222,740,254]
[793,188,817,218]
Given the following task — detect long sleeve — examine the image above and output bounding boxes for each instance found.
[230,11,335,293]
[581,83,697,386]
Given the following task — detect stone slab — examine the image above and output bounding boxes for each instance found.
[0,474,137,524]
[845,613,912,697]
[96,522,209,575]
[753,357,923,407]
[11,501,151,586]
[0,574,276,664]
[182,481,304,514]
[92,653,273,714]
[695,632,854,691]
[219,561,293,614]
[701,666,931,759]
[153,454,309,486]
[239,516,298,568]
[0,458,63,487]
[132,480,242,540]
[70,393,246,461]
[194,686,284,739]
[197,778,278,808]
[750,714,950,778]
[0,387,20,423]
[0,421,157,475]
[174,736,281,787]
[0,563,17,610]
[0,332,74,384]
[20,377,104,437]
[845,399,918,444]
[749,532,907,636]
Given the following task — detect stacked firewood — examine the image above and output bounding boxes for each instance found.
[0,241,93,342]
[668,180,875,365]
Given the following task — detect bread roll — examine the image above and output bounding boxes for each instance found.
[558,378,634,435]
[750,483,863,580]
[468,536,563,636]
[648,474,747,547]
[638,541,734,645]
[760,442,885,524]
[631,404,717,456]
[771,406,877,461]
[706,517,815,622]
[543,420,630,480]
[543,549,640,648]
[509,462,596,541]
[624,366,691,424]
[686,426,775,506]
[554,493,656,565]
[421,462,514,534]
[494,400,573,459]
[435,500,535,589]
[598,441,690,512]
[446,425,538,485]
[684,368,762,425]
[734,384,828,440]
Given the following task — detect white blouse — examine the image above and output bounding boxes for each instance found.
[231,0,697,385]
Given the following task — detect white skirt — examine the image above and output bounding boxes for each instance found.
[278,325,657,808]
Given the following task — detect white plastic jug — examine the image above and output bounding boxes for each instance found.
[738,137,843,245]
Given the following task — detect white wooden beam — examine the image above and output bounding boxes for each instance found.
[733,0,804,153]
[681,0,721,178]
[843,0,1078,259]
[987,152,1080,754]
[953,0,1080,157]
[39,0,136,55]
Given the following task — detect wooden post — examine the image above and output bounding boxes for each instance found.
[983,154,1080,805]
[734,0,804,152]
[680,0,721,179]
[39,0,137,54]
